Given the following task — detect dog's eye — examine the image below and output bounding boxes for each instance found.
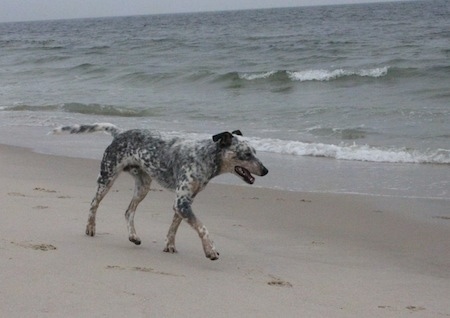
[240,152,252,160]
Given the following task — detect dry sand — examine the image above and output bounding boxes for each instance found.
[1,144,449,317]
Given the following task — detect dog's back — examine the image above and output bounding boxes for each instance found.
[101,129,221,191]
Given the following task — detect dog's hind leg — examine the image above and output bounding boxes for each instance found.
[86,175,117,237]
[163,213,183,253]
[125,167,151,245]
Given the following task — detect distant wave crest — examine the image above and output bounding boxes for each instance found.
[287,67,388,81]
[236,67,389,82]
[2,103,161,117]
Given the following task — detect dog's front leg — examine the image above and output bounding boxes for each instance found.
[173,195,219,260]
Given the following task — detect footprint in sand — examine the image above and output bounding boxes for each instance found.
[33,205,49,209]
[378,305,426,313]
[242,196,260,200]
[105,265,184,277]
[7,192,27,197]
[33,187,57,193]
[8,188,64,198]
[406,306,426,312]
[432,216,450,220]
[11,241,57,251]
[33,187,72,198]
[267,275,293,288]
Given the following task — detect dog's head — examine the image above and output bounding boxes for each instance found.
[213,131,268,184]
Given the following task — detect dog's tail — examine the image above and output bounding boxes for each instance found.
[51,123,122,138]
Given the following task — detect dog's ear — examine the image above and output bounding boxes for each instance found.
[232,130,243,136]
[212,131,234,148]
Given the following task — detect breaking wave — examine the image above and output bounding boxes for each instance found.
[234,67,389,82]
[248,137,450,164]
[287,67,389,81]
[1,103,162,117]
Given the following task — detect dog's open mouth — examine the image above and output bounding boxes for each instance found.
[235,166,255,184]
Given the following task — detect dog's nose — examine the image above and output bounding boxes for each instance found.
[261,166,269,176]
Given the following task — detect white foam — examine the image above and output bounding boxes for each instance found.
[239,71,276,80]
[288,67,388,81]
[237,67,388,82]
[358,67,389,77]
[288,69,347,81]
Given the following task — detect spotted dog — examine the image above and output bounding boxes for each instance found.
[52,123,268,260]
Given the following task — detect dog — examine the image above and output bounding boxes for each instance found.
[53,123,268,260]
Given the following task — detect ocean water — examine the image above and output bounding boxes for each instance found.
[0,0,449,199]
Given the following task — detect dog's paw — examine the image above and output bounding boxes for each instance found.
[206,248,220,261]
[204,243,219,260]
[202,238,219,260]
[85,224,96,236]
[163,244,177,253]
[129,235,141,245]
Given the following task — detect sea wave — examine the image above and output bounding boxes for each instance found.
[306,126,368,140]
[239,71,278,80]
[237,67,389,82]
[248,137,450,164]
[1,103,161,117]
[287,67,389,81]
[115,71,175,85]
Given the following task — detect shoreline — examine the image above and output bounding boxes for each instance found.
[0,124,448,200]
[1,143,449,317]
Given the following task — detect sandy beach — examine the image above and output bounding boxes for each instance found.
[1,143,449,317]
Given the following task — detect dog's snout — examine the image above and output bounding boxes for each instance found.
[261,166,269,176]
